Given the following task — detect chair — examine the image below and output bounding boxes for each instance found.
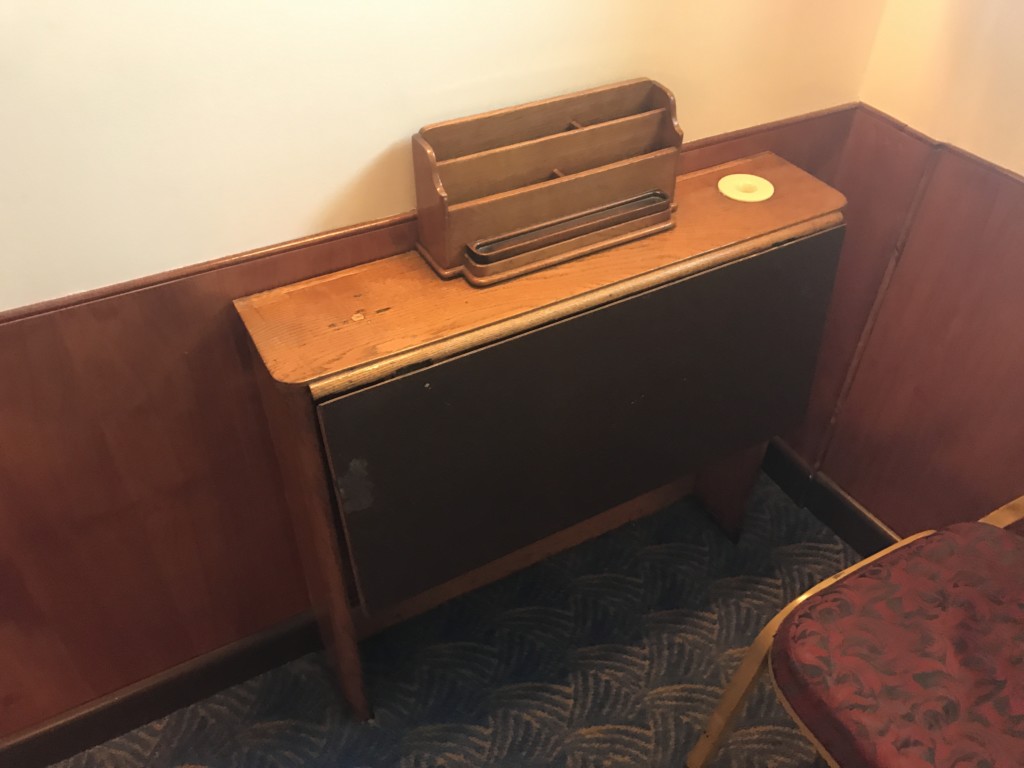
[686,495,1024,767]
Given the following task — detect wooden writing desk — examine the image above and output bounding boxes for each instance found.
[235,152,846,717]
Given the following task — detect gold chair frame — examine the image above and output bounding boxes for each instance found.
[684,495,1024,768]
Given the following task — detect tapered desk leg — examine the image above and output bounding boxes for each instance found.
[254,366,371,720]
[694,442,767,537]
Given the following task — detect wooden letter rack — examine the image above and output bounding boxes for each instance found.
[412,78,684,285]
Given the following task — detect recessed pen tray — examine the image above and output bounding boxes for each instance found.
[412,78,683,285]
[465,191,671,284]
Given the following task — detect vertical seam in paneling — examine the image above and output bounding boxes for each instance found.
[814,143,945,471]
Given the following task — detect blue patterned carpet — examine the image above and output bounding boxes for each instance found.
[55,476,856,768]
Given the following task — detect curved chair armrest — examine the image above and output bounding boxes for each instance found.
[979,494,1024,529]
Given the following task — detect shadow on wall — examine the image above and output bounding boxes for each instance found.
[315,139,416,232]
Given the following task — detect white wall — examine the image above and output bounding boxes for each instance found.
[647,2,885,141]
[1,0,884,311]
[861,0,1024,175]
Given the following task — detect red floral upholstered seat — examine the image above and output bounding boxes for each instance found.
[771,522,1024,767]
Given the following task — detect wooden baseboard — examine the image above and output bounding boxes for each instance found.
[761,437,817,508]
[809,471,900,555]
[764,439,899,556]
[0,616,320,768]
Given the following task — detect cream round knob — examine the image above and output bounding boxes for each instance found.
[717,173,775,203]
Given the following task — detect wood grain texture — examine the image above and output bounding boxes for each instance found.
[822,147,1024,535]
[414,79,682,279]
[784,108,937,465]
[438,109,671,203]
[237,153,847,397]
[0,218,413,737]
[420,78,663,161]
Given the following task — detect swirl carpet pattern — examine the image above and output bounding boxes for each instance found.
[55,476,857,767]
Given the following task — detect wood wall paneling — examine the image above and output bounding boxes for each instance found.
[821,147,1024,535]
[0,218,415,737]
[0,617,320,768]
[0,106,854,741]
[783,108,936,464]
[6,101,1021,746]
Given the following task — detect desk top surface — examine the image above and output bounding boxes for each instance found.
[235,152,845,399]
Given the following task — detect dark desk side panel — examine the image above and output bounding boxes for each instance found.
[319,227,843,610]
